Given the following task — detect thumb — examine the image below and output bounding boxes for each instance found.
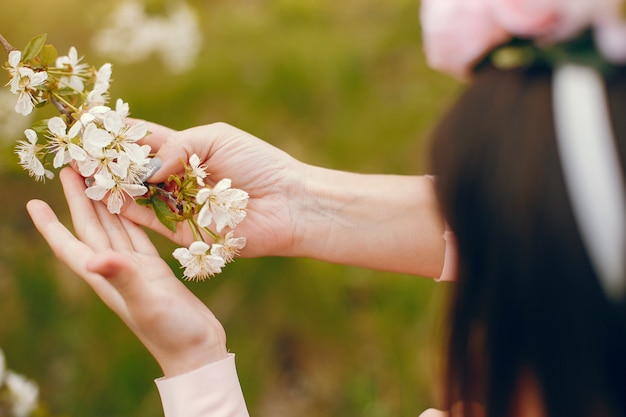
[145,136,191,183]
[145,123,233,183]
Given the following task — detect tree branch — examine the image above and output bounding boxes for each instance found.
[0,34,16,53]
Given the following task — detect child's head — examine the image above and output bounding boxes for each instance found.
[423,1,626,415]
[431,64,626,417]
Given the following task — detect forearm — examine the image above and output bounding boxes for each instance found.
[289,165,447,277]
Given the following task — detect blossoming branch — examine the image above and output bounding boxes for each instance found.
[1,33,249,281]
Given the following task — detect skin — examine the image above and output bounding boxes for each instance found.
[27,168,227,377]
[26,121,450,412]
[26,120,447,377]
[26,126,546,414]
[123,121,448,278]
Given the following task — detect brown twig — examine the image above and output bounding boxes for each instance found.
[50,95,75,123]
[0,34,16,53]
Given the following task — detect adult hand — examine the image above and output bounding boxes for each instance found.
[126,121,446,277]
[27,168,228,377]
[125,121,305,258]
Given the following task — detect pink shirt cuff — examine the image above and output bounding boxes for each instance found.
[437,230,458,281]
[155,353,250,417]
[424,175,458,282]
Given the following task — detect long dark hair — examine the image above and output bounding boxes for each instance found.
[430,65,626,417]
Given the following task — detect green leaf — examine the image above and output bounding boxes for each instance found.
[55,87,77,96]
[134,198,152,207]
[22,33,47,62]
[30,118,49,135]
[40,44,57,67]
[150,196,179,232]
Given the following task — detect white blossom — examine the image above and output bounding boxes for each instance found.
[5,371,39,417]
[84,171,147,214]
[115,98,130,118]
[79,146,131,179]
[107,180,148,214]
[5,50,23,93]
[189,153,207,185]
[103,110,148,162]
[56,46,89,92]
[3,35,248,277]
[219,231,247,263]
[172,241,226,281]
[9,66,48,116]
[81,121,114,152]
[15,129,53,181]
[91,0,202,73]
[77,123,115,176]
[118,139,152,184]
[79,105,111,126]
[84,172,116,201]
[3,50,45,117]
[86,63,112,107]
[47,117,86,168]
[196,178,249,232]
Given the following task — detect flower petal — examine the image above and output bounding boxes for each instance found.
[8,50,21,67]
[47,117,67,137]
[188,241,211,255]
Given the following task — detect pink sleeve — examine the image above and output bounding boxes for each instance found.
[424,175,458,282]
[419,409,449,417]
[155,353,250,417]
[437,229,458,282]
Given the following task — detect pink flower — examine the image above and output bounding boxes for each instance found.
[420,0,509,79]
[493,0,626,55]
[489,0,588,40]
[596,21,626,63]
[421,0,626,79]
[594,0,626,63]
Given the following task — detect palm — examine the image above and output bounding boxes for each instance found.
[124,122,303,257]
[27,168,227,376]
[93,251,222,363]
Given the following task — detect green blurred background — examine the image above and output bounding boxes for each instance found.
[0,0,461,416]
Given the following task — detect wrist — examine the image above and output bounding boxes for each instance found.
[285,164,352,259]
[288,167,447,276]
[159,345,228,378]
[154,317,229,377]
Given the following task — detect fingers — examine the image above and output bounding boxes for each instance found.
[26,199,92,271]
[26,199,125,309]
[59,168,112,251]
[26,199,92,274]
[86,252,146,304]
[59,167,162,255]
[119,201,183,244]
[27,197,157,312]
[131,118,178,152]
[92,201,135,252]
[118,216,160,257]
[145,122,233,183]
[145,135,190,183]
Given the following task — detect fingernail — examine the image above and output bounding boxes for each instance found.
[141,157,162,182]
[85,177,95,187]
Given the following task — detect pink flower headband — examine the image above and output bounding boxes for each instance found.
[421,0,626,79]
[420,0,626,299]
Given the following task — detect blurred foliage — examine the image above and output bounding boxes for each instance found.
[0,0,461,416]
